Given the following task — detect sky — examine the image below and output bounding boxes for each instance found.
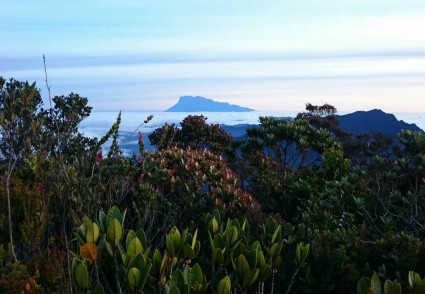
[1,0,425,113]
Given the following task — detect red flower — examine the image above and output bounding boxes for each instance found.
[138,131,143,143]
[37,180,45,193]
[96,150,103,162]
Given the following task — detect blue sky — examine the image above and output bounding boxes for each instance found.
[2,0,425,112]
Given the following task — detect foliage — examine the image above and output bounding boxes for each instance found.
[357,271,425,294]
[71,207,300,293]
[0,77,44,161]
[149,115,232,154]
[296,103,351,141]
[230,116,341,218]
[2,76,425,293]
[136,147,262,237]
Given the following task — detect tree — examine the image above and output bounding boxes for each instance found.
[0,78,44,161]
[0,77,44,261]
[296,103,351,141]
[40,93,96,161]
[231,116,340,216]
[149,115,232,154]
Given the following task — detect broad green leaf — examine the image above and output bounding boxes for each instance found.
[170,269,186,290]
[152,249,162,273]
[86,222,100,243]
[193,240,201,256]
[128,253,146,270]
[409,271,423,289]
[83,216,91,229]
[384,280,401,294]
[370,272,381,294]
[357,278,368,294]
[105,241,113,256]
[236,254,250,280]
[127,237,143,257]
[106,206,122,226]
[75,229,86,246]
[233,242,246,258]
[226,226,239,246]
[257,250,266,267]
[107,218,123,247]
[213,234,225,250]
[242,268,259,290]
[270,242,280,259]
[166,236,176,257]
[139,263,152,290]
[271,225,281,244]
[208,218,218,235]
[183,244,194,259]
[213,248,225,265]
[169,227,182,253]
[122,253,129,268]
[126,230,137,250]
[76,225,86,244]
[98,211,107,232]
[296,243,303,263]
[295,243,309,268]
[190,263,203,284]
[90,283,105,294]
[127,267,142,291]
[258,265,272,282]
[169,286,181,294]
[71,258,79,273]
[217,276,231,294]
[73,262,89,290]
[128,267,142,290]
[271,256,282,270]
[265,217,276,235]
[136,228,147,249]
[246,248,258,269]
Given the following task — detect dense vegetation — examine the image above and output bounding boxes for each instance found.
[1,77,425,293]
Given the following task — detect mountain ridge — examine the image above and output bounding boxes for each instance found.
[337,109,422,136]
[166,96,254,112]
[117,109,423,153]
[221,109,423,139]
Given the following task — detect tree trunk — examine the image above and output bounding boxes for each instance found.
[6,173,18,262]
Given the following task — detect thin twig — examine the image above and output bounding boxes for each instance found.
[285,268,299,294]
[43,55,52,109]
[5,150,23,262]
[43,55,73,293]
[123,115,153,140]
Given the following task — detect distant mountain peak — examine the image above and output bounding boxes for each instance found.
[338,109,422,136]
[166,96,254,112]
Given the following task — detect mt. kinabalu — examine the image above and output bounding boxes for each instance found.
[166,96,254,112]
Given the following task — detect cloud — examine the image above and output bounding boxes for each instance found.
[2,51,425,112]
[2,1,425,113]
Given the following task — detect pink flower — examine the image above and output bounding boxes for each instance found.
[138,174,146,184]
[138,131,143,143]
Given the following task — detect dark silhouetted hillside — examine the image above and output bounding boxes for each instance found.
[337,109,422,136]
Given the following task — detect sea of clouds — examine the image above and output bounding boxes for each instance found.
[79,111,425,154]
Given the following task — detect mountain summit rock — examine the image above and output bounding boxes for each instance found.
[166,96,254,112]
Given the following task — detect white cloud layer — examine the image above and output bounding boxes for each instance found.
[1,1,425,112]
